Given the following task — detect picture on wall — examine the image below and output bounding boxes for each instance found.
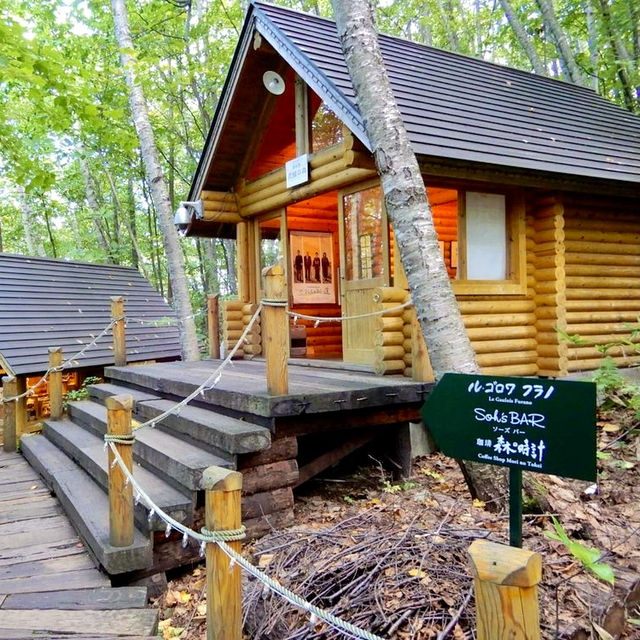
[290,230,336,304]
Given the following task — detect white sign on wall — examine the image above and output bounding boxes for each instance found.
[286,154,309,189]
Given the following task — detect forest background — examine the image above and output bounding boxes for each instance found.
[1,0,638,337]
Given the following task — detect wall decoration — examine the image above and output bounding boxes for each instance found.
[290,231,335,304]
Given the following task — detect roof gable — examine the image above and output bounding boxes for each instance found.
[191,1,640,197]
[0,254,181,375]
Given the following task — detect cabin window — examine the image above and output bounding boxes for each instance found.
[343,185,386,282]
[311,102,344,152]
[257,215,283,287]
[427,186,525,295]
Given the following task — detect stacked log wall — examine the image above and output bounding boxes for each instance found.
[372,287,410,375]
[530,197,568,377]
[563,197,640,372]
[290,307,342,358]
[222,300,246,358]
[237,436,298,538]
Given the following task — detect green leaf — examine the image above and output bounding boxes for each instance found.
[589,561,615,586]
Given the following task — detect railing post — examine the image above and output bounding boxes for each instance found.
[262,264,289,395]
[49,347,63,420]
[2,376,26,452]
[410,309,435,382]
[203,467,243,640]
[468,539,542,640]
[111,296,127,367]
[106,394,134,547]
[207,294,221,360]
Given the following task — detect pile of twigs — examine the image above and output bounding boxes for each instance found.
[243,505,479,639]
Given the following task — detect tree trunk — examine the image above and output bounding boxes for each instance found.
[110,0,199,361]
[331,0,505,504]
[18,187,45,257]
[585,0,599,91]
[80,155,113,260]
[499,0,547,75]
[535,0,586,86]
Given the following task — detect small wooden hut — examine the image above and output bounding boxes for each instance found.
[0,253,181,422]
[183,1,640,379]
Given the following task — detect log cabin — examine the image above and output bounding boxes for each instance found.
[181,1,640,379]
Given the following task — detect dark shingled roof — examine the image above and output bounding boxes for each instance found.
[190,1,640,198]
[0,253,182,376]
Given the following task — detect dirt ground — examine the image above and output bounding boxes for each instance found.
[155,398,640,640]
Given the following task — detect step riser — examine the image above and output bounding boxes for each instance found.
[43,423,191,532]
[67,403,232,494]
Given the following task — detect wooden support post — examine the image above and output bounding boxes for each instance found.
[111,296,126,367]
[106,394,134,547]
[2,376,26,452]
[207,294,221,360]
[468,539,542,640]
[48,347,63,420]
[203,466,243,640]
[262,264,289,396]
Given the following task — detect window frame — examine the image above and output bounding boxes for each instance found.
[453,189,526,296]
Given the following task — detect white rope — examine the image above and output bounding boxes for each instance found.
[1,317,120,404]
[106,441,385,640]
[132,304,263,430]
[284,299,413,325]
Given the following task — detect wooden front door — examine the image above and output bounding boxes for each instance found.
[338,182,389,364]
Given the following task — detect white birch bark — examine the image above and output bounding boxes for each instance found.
[499,0,547,76]
[18,187,46,257]
[110,0,199,361]
[331,0,506,503]
[535,0,586,86]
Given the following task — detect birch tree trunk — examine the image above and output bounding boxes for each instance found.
[18,187,46,257]
[535,0,586,86]
[499,0,547,75]
[331,0,504,504]
[110,0,199,361]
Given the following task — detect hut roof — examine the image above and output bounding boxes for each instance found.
[0,253,182,376]
[190,1,640,199]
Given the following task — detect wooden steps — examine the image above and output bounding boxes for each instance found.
[21,436,153,574]
[0,450,157,638]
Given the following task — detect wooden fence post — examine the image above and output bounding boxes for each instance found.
[111,296,126,367]
[203,466,243,640]
[410,309,435,382]
[262,264,289,396]
[106,394,134,547]
[207,294,221,360]
[468,539,542,640]
[49,347,63,420]
[2,376,26,452]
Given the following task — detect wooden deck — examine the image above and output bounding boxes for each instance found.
[0,449,158,638]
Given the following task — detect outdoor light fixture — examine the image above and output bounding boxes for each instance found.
[263,70,285,95]
[173,200,203,235]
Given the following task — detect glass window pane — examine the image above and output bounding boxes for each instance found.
[312,102,344,152]
[427,187,458,279]
[343,186,384,281]
[465,192,506,280]
[258,217,282,276]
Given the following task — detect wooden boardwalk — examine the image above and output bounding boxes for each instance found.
[0,448,158,638]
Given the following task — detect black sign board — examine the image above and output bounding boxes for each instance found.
[421,373,597,482]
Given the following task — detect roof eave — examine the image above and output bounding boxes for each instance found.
[253,6,370,151]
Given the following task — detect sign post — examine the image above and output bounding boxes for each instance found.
[422,374,596,547]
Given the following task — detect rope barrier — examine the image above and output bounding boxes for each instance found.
[131,304,263,431]
[104,433,136,446]
[286,299,413,326]
[106,441,386,640]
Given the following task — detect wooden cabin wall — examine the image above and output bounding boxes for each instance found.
[530,196,568,377]
[562,195,640,372]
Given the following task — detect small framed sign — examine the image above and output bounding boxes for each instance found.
[285,154,309,189]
